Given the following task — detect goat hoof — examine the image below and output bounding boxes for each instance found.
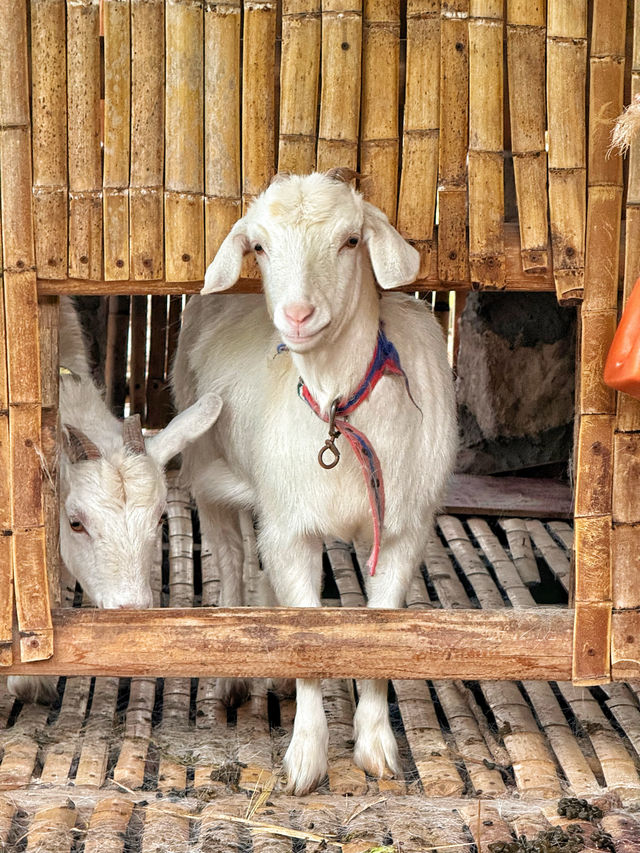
[353,724,401,779]
[283,732,329,796]
[7,675,59,706]
[214,677,251,707]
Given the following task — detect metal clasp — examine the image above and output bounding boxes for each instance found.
[318,398,341,469]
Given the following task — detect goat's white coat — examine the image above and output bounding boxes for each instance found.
[8,297,222,704]
[173,173,457,795]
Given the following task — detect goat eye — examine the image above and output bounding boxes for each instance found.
[69,519,86,533]
[254,243,264,254]
[346,236,359,248]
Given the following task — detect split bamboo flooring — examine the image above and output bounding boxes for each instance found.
[2,474,640,850]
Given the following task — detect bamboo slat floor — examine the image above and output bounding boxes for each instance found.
[2,476,640,851]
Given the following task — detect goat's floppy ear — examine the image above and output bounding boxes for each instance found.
[363,201,420,289]
[202,219,250,293]
[146,392,223,468]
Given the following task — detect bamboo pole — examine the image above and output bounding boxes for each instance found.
[507,0,548,273]
[243,0,277,208]
[25,803,77,852]
[146,296,170,428]
[74,676,120,786]
[317,0,362,172]
[498,518,540,585]
[360,0,400,220]
[0,0,52,665]
[40,676,92,783]
[129,296,148,418]
[546,0,587,303]
[397,0,440,278]
[438,2,469,284]
[103,0,131,280]
[104,295,130,418]
[204,0,241,263]
[468,0,504,288]
[31,0,67,280]
[130,0,164,280]
[525,519,570,592]
[165,0,204,281]
[573,0,626,687]
[0,211,10,667]
[84,798,134,853]
[67,0,102,280]
[467,517,536,608]
[278,0,321,174]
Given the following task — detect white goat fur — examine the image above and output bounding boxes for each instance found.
[9,296,222,704]
[173,172,457,795]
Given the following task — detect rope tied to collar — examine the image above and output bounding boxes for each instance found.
[287,326,419,576]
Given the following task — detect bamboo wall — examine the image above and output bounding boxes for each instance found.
[0,0,639,684]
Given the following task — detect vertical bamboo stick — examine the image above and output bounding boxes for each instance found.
[129,296,148,418]
[104,296,130,418]
[103,0,131,280]
[67,0,102,280]
[506,0,548,273]
[397,1,440,279]
[204,0,241,263]
[31,0,67,280]
[360,0,400,220]
[546,0,587,303]
[468,0,504,288]
[130,0,164,280]
[438,1,469,284]
[146,296,170,428]
[0,0,52,664]
[573,0,626,686]
[0,196,10,667]
[165,0,204,281]
[242,0,277,209]
[278,0,321,174]
[317,0,362,172]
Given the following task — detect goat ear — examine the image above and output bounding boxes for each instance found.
[202,218,250,293]
[146,392,223,468]
[362,201,420,289]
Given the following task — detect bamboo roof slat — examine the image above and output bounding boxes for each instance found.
[24,802,77,853]
[130,0,164,281]
[397,1,439,277]
[316,0,362,172]
[30,0,67,280]
[506,1,547,273]
[204,0,241,263]
[165,0,204,283]
[66,0,102,281]
[525,519,570,592]
[278,0,320,175]
[559,682,640,798]
[498,519,540,586]
[129,296,148,417]
[466,518,536,608]
[103,0,131,282]
[360,0,400,221]
[546,0,587,303]
[468,2,504,288]
[242,0,277,207]
[438,5,469,284]
[83,797,134,853]
[74,676,120,787]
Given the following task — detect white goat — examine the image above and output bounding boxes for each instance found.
[172,171,457,795]
[8,296,222,703]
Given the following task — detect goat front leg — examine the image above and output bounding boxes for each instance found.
[260,527,328,795]
[352,535,419,779]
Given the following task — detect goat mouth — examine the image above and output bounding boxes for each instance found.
[281,323,330,349]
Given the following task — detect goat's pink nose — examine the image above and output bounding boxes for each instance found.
[284,302,315,326]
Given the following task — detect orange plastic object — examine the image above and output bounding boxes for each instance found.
[604,277,640,399]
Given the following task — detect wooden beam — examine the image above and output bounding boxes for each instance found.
[3,606,573,681]
[444,474,572,519]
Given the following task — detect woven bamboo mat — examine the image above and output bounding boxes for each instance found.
[2,472,640,851]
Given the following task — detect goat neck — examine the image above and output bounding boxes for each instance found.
[287,274,380,416]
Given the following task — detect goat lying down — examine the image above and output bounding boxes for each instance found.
[8,297,222,704]
[173,171,457,795]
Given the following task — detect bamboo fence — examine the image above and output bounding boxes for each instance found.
[0,0,638,688]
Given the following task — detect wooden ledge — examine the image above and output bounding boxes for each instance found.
[4,606,573,681]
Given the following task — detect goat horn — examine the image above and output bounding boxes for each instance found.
[123,414,146,455]
[324,167,361,184]
[63,425,102,463]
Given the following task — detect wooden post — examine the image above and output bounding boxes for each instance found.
[0,0,52,664]
[573,0,626,686]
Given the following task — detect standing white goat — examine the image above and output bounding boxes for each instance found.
[8,296,222,703]
[172,171,457,795]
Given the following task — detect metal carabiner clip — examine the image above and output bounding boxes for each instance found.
[318,398,341,469]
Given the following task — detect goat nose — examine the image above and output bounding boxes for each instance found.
[284,302,315,326]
